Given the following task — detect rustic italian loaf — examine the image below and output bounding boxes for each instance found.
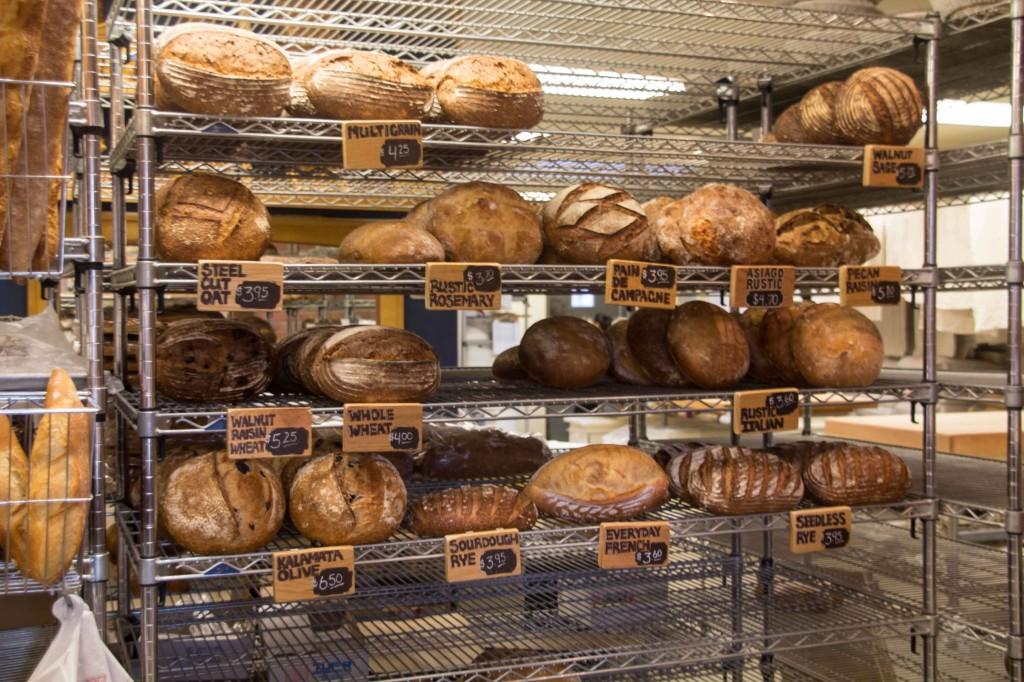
[337,220,444,264]
[410,484,537,536]
[302,49,432,120]
[687,447,803,515]
[518,316,610,389]
[154,23,292,116]
[542,183,657,265]
[421,56,544,129]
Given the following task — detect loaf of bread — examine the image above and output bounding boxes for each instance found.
[420,425,550,479]
[768,441,839,481]
[738,309,776,384]
[160,450,285,554]
[607,319,653,385]
[294,326,346,395]
[272,326,339,394]
[523,444,669,522]
[289,453,407,545]
[835,67,923,146]
[625,309,687,386]
[492,346,528,381]
[654,441,709,470]
[654,184,774,266]
[688,448,803,515]
[410,484,537,536]
[418,182,543,264]
[642,197,675,227]
[302,49,432,120]
[662,443,718,502]
[762,302,816,386]
[155,174,272,263]
[791,304,883,387]
[309,326,440,402]
[0,415,27,554]
[518,317,610,389]
[156,318,273,403]
[798,82,844,145]
[9,369,89,585]
[770,104,806,143]
[666,301,749,390]
[773,204,879,267]
[286,56,316,117]
[421,56,544,129]
[813,204,881,265]
[803,444,910,505]
[154,23,291,116]
[542,184,657,265]
[337,220,444,264]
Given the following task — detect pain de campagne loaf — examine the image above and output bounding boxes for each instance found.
[518,316,610,389]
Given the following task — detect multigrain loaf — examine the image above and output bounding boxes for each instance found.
[422,56,544,128]
[410,484,537,536]
[302,49,432,120]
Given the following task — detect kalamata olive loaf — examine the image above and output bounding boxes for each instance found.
[542,183,657,265]
[492,346,528,381]
[762,302,816,386]
[410,484,537,536]
[419,425,551,479]
[154,23,292,116]
[337,220,444,264]
[302,49,432,120]
[308,326,440,402]
[802,444,911,505]
[834,67,923,146]
[421,56,544,129]
[790,304,883,387]
[654,184,775,266]
[688,448,804,515]
[738,308,776,384]
[798,82,844,145]
[160,450,286,554]
[626,308,687,386]
[156,318,273,403]
[607,318,653,385]
[289,452,407,545]
[666,301,749,390]
[518,317,610,389]
[523,444,669,522]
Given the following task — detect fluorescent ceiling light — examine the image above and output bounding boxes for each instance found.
[935,99,1012,127]
[529,64,686,100]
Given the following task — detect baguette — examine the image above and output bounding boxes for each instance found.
[0,415,28,556]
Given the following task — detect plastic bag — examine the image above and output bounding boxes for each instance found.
[27,594,132,682]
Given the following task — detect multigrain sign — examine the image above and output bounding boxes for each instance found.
[341,120,423,169]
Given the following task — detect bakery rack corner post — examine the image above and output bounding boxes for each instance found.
[1008,0,1024,678]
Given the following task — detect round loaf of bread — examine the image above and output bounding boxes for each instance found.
[286,56,316,117]
[770,104,807,143]
[738,308,776,384]
[523,444,669,522]
[835,67,923,146]
[625,308,687,386]
[310,326,440,402]
[492,346,528,381]
[667,302,749,389]
[762,302,816,386]
[607,319,653,385]
[774,207,848,267]
[654,184,775,266]
[420,182,543,264]
[160,450,285,554]
[154,23,292,116]
[813,204,880,265]
[410,484,537,536]
[542,183,657,265]
[423,56,544,129]
[289,453,407,545]
[642,196,675,226]
[337,220,444,264]
[518,317,610,389]
[791,304,883,387]
[302,49,432,120]
[155,174,271,263]
[156,318,272,403]
[798,82,844,145]
[802,444,910,505]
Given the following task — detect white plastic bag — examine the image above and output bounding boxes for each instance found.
[28,594,132,682]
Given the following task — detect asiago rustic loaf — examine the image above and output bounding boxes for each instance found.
[834,67,923,146]
[802,444,911,505]
[542,183,657,265]
[289,453,407,545]
[422,56,544,129]
[626,309,687,386]
[337,220,444,264]
[154,23,292,116]
[523,444,669,522]
[155,174,272,263]
[518,316,610,389]
[410,484,537,536]
[688,448,803,515]
[420,426,550,479]
[666,301,749,390]
[791,304,884,387]
[607,318,653,385]
[160,450,285,554]
[302,49,432,120]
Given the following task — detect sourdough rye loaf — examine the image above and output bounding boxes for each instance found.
[626,308,687,386]
[425,56,544,129]
[688,448,803,515]
[524,444,669,522]
[518,316,610,389]
[542,183,657,265]
[420,425,550,479]
[410,484,537,536]
[303,49,432,120]
[492,346,528,381]
[289,452,407,545]
[607,318,654,385]
[666,301,749,390]
[762,302,816,386]
[337,220,444,264]
[802,444,911,505]
[790,304,884,387]
[154,23,291,116]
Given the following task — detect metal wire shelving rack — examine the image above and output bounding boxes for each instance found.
[95,0,1024,680]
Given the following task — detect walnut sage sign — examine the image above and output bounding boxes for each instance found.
[341,120,423,170]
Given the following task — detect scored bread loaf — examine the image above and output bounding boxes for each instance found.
[294,326,346,395]
[834,67,923,146]
[420,425,550,479]
[813,204,880,265]
[286,55,316,117]
[303,49,432,120]
[773,204,879,267]
[688,448,803,515]
[770,104,807,144]
[666,302,749,390]
[662,443,719,502]
[607,318,653,385]
[797,82,844,145]
[523,444,669,522]
[802,444,911,505]
[653,440,709,470]
[423,56,544,129]
[410,484,538,537]
[0,415,27,554]
[542,183,657,265]
[738,309,776,384]
[790,304,884,387]
[10,369,90,585]
[337,220,444,264]
[154,23,292,116]
[626,309,687,387]
[309,326,440,402]
[762,302,816,386]
[492,346,528,381]
[289,453,407,545]
[155,174,272,263]
[161,450,286,554]
[271,326,342,394]
[518,316,611,389]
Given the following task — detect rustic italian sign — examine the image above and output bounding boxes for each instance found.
[862,145,924,189]
[444,529,522,583]
[424,262,502,310]
[729,265,795,309]
[342,120,423,170]
[733,388,800,435]
[597,521,670,569]
[342,403,423,452]
[839,265,902,306]
[226,407,312,459]
[789,506,852,554]
[196,260,283,312]
[272,546,355,602]
[604,259,677,309]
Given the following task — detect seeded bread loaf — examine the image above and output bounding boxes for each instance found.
[410,484,537,536]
